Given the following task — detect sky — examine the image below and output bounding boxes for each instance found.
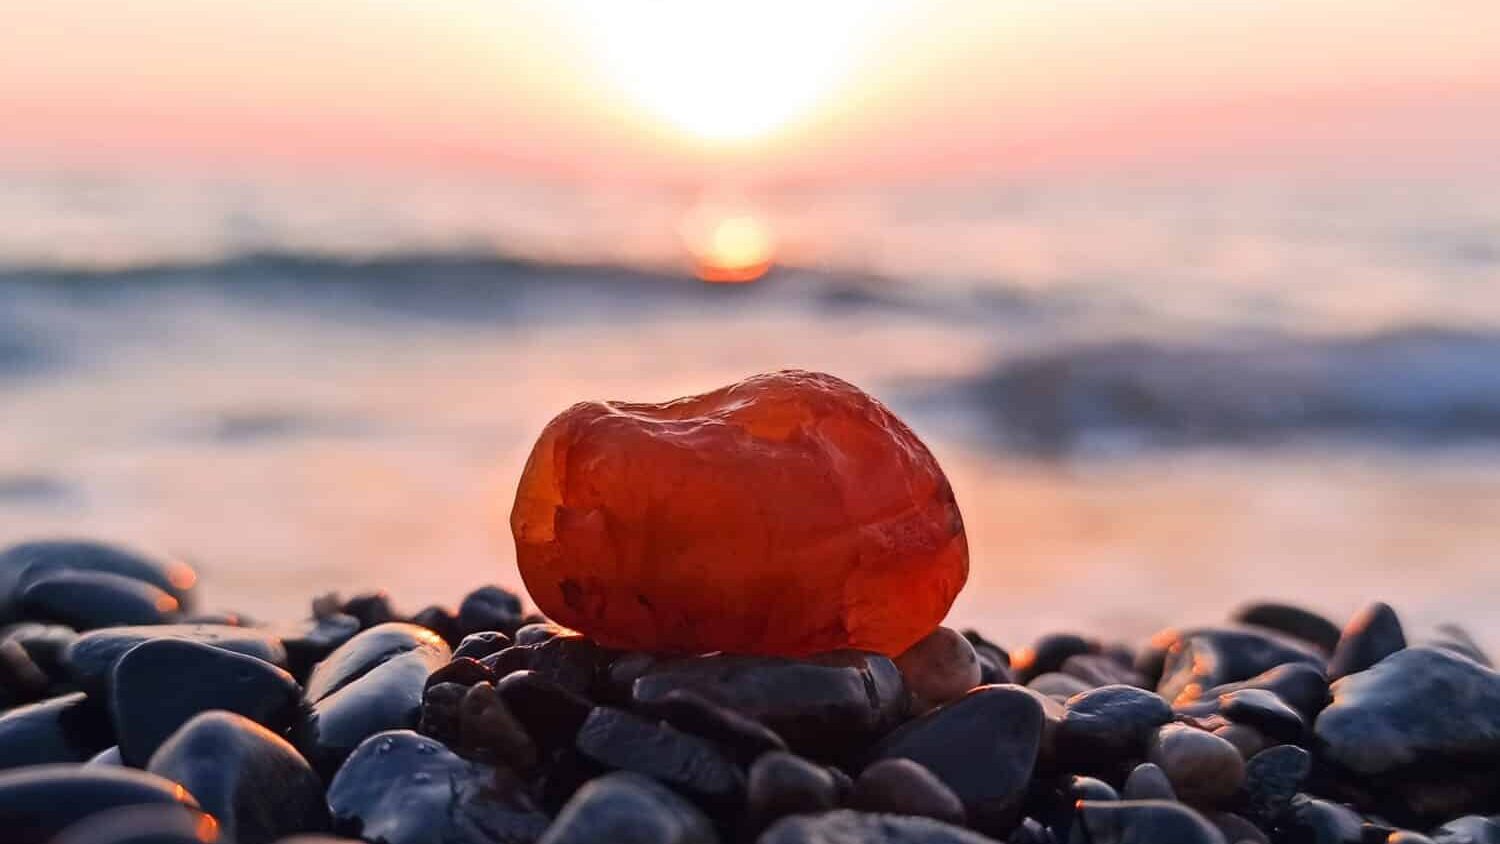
[4,0,1499,186]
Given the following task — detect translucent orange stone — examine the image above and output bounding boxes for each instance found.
[510,370,968,657]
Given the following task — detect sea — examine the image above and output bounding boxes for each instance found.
[2,167,1498,651]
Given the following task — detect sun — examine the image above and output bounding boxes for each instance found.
[563,1,900,142]
[680,204,776,282]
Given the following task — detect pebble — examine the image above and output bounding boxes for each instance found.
[0,764,200,844]
[1328,602,1407,680]
[453,631,512,662]
[458,585,525,637]
[867,684,1043,835]
[1012,633,1096,684]
[458,681,537,770]
[961,629,1011,685]
[1424,624,1491,668]
[1056,684,1173,774]
[1070,799,1228,844]
[492,669,593,753]
[1060,654,1146,689]
[277,613,361,681]
[540,771,719,844]
[297,623,451,777]
[147,711,328,844]
[1315,646,1500,823]
[1156,627,1325,705]
[636,688,788,766]
[1429,816,1500,844]
[573,706,745,808]
[852,758,966,825]
[327,730,548,844]
[746,751,839,833]
[760,809,1000,844]
[110,637,300,766]
[515,622,570,646]
[340,591,398,629]
[50,804,222,844]
[1147,724,1246,807]
[1122,761,1176,801]
[0,691,113,769]
[1217,687,1305,743]
[1193,662,1330,721]
[2,621,79,685]
[485,635,615,698]
[1241,744,1311,826]
[409,604,461,646]
[894,626,982,715]
[1027,672,1091,700]
[1280,796,1365,844]
[1232,602,1343,653]
[1212,722,1269,759]
[17,571,178,630]
[632,650,904,761]
[426,655,497,689]
[87,745,123,766]
[64,624,288,697]
[0,540,197,622]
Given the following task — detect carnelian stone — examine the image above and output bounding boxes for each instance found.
[510,370,968,657]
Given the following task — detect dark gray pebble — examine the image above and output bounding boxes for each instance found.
[1013,634,1096,684]
[1232,602,1342,653]
[493,669,593,753]
[867,684,1043,835]
[0,540,197,622]
[1156,627,1324,705]
[1121,762,1176,801]
[1146,724,1244,808]
[148,711,328,844]
[340,591,397,629]
[277,613,360,681]
[853,758,966,825]
[746,751,839,833]
[0,763,200,844]
[1280,796,1364,844]
[453,630,512,662]
[111,637,300,766]
[761,809,999,844]
[458,585,524,637]
[1070,799,1227,844]
[574,706,745,808]
[64,624,288,697]
[1218,687,1305,743]
[50,804,221,844]
[327,730,548,844]
[1328,602,1407,680]
[1056,684,1172,774]
[540,771,719,844]
[409,604,460,646]
[0,691,113,769]
[1241,744,1310,825]
[18,571,178,630]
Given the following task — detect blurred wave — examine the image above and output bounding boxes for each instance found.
[960,328,1500,454]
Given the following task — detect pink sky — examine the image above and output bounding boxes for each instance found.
[2,0,1499,186]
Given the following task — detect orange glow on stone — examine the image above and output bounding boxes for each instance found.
[510,370,968,657]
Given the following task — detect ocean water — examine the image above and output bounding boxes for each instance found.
[2,171,1498,651]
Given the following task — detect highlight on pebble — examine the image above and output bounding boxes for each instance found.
[2,3,1497,843]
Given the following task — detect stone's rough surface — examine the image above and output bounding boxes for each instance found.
[110,637,300,766]
[327,730,549,844]
[49,804,221,844]
[632,651,904,760]
[760,810,999,844]
[510,370,968,657]
[0,764,200,844]
[64,625,289,697]
[0,692,113,769]
[147,711,327,844]
[539,771,719,844]
[895,627,981,715]
[1072,800,1228,844]
[867,684,1043,835]
[1328,602,1407,680]
[1241,745,1310,826]
[18,571,179,630]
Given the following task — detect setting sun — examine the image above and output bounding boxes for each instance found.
[681,207,776,282]
[564,0,902,142]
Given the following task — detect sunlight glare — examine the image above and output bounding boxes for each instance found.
[681,205,776,282]
[563,1,904,142]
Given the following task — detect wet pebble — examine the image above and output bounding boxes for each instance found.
[852,758,966,825]
[1156,627,1324,705]
[458,681,537,769]
[277,613,360,681]
[454,631,512,662]
[1191,662,1330,722]
[493,669,593,753]
[1122,761,1176,801]
[1241,744,1311,826]
[1280,796,1365,844]
[540,770,719,844]
[0,691,113,769]
[327,729,548,844]
[1012,634,1096,684]
[0,540,196,623]
[18,571,178,630]
[409,604,461,646]
[2,621,79,686]
[50,804,222,844]
[1056,684,1172,773]
[1429,816,1500,844]
[0,764,200,844]
[64,624,288,697]
[637,688,788,766]
[340,591,398,629]
[1328,602,1407,680]
[147,710,328,844]
[960,629,1011,686]
[515,622,569,646]
[1218,688,1305,743]
[1060,654,1146,689]
[1147,724,1245,808]
[111,637,300,766]
[867,684,1043,835]
[895,627,982,715]
[0,637,50,706]
[297,622,451,777]
[1027,672,1091,700]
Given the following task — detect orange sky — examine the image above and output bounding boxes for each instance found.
[2,0,1499,186]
